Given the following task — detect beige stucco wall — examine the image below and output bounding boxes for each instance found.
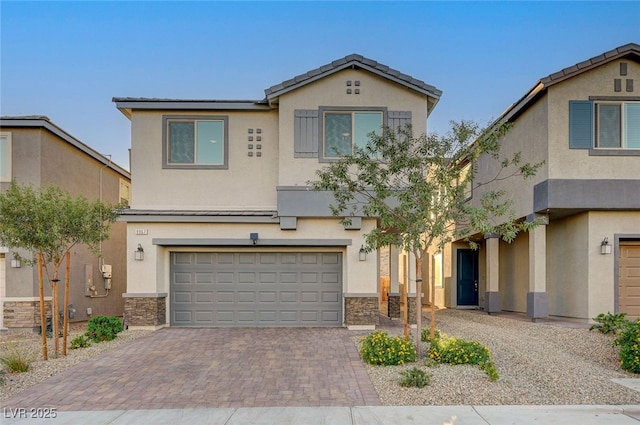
[277,68,431,186]
[586,211,640,318]
[498,233,529,313]
[471,96,549,220]
[127,217,378,323]
[547,214,590,318]
[129,110,279,210]
[547,59,640,180]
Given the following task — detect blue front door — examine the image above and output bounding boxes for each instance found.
[457,249,479,306]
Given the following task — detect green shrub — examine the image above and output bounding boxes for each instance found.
[421,327,441,343]
[0,344,34,373]
[359,330,417,366]
[85,315,123,343]
[590,312,629,334]
[70,334,90,349]
[398,366,431,388]
[427,333,499,381]
[615,318,640,373]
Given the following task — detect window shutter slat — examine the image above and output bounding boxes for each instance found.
[294,109,319,157]
[569,101,593,149]
[387,111,412,131]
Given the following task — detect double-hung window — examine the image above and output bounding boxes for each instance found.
[322,110,383,158]
[569,100,640,151]
[0,132,11,182]
[163,116,228,169]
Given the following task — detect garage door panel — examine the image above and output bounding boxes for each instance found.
[216,292,234,303]
[174,311,192,323]
[196,273,213,284]
[322,292,340,302]
[195,292,213,303]
[170,251,342,326]
[301,292,319,303]
[174,292,192,303]
[174,272,192,284]
[217,272,234,284]
[216,311,235,323]
[620,244,640,319]
[279,311,298,322]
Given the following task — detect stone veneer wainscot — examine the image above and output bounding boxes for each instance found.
[123,293,166,328]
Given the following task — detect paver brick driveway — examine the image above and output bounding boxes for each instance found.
[2,328,381,411]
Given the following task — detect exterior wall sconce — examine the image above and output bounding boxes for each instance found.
[250,233,259,245]
[359,245,367,261]
[10,258,21,268]
[134,244,144,261]
[600,237,612,255]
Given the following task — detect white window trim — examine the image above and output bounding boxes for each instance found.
[0,131,12,182]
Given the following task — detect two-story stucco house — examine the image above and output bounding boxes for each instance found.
[114,55,441,329]
[0,116,131,331]
[443,43,640,321]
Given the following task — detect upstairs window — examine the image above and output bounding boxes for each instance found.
[322,110,383,158]
[163,116,228,169]
[595,102,640,149]
[569,100,640,151]
[0,132,11,182]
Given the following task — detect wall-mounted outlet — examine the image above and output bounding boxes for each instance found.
[86,307,92,315]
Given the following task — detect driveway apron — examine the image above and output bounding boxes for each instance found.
[2,328,381,411]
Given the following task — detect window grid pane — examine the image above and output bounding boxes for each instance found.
[354,112,382,150]
[325,113,352,157]
[597,104,621,148]
[169,122,195,163]
[196,121,224,164]
[625,103,640,148]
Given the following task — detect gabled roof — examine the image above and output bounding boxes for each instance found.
[264,54,442,112]
[0,115,130,178]
[499,43,640,123]
[114,54,442,117]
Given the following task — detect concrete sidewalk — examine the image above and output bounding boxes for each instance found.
[2,405,640,424]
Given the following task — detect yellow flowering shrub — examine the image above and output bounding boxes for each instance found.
[427,331,499,381]
[360,330,417,366]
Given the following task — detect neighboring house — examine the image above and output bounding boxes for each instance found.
[0,116,131,331]
[442,43,640,321]
[114,54,441,329]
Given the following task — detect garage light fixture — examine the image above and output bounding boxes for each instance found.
[600,237,612,255]
[134,244,145,261]
[250,233,259,245]
[10,257,21,268]
[359,245,366,261]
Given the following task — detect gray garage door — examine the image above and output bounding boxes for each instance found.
[170,251,342,326]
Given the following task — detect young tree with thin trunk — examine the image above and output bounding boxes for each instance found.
[313,121,543,357]
[0,182,121,359]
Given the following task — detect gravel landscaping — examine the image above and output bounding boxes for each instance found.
[369,309,640,405]
[1,310,639,406]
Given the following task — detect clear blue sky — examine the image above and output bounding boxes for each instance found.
[2,1,639,170]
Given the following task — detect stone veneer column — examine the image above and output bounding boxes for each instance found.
[484,233,501,314]
[123,293,167,329]
[3,299,52,331]
[344,294,379,329]
[527,214,549,321]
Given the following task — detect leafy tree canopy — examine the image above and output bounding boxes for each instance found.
[312,120,544,257]
[0,181,122,266]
